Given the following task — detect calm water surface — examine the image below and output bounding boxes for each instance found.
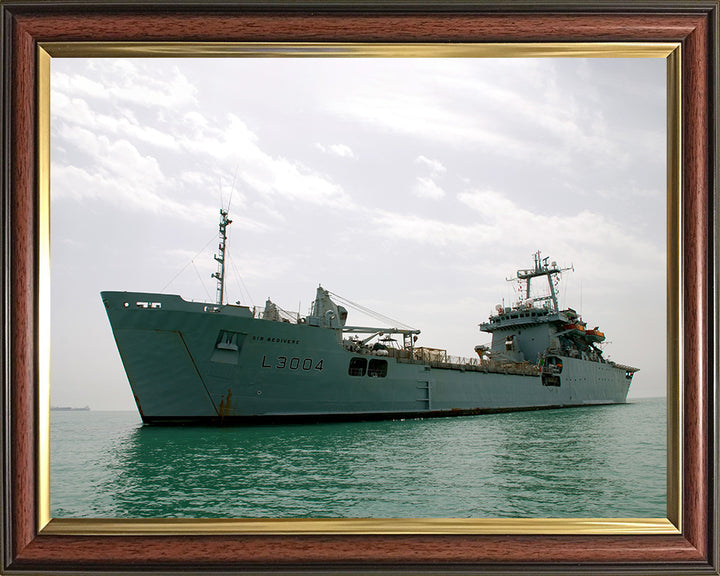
[51,397,666,518]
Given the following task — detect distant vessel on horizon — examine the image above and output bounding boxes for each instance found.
[102,209,638,425]
[50,405,90,412]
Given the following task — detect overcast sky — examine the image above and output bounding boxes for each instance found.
[50,56,667,411]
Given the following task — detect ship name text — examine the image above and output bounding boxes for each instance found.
[252,335,300,345]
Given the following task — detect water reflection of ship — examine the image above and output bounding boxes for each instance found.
[97,405,664,519]
[103,424,367,518]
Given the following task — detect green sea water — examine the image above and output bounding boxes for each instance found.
[50,397,666,518]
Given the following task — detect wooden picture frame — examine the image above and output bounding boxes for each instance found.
[1,1,717,573]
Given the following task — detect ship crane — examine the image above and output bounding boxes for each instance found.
[510,250,573,313]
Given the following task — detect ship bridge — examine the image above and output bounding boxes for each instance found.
[479,252,575,363]
[480,306,559,332]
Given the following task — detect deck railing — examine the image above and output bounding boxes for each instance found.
[393,352,540,377]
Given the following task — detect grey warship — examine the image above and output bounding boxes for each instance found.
[102,210,637,424]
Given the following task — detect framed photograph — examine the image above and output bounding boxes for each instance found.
[1,1,716,574]
[46,49,669,523]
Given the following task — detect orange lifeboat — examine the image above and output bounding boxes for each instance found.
[585,327,606,342]
[562,323,585,334]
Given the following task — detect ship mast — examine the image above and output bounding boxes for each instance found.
[211,209,232,305]
[514,250,572,313]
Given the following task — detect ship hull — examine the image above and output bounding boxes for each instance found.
[101,291,632,424]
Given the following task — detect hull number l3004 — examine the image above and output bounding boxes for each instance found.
[261,355,324,371]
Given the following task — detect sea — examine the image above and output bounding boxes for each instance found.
[50,397,666,519]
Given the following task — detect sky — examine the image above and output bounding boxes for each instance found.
[49,56,667,411]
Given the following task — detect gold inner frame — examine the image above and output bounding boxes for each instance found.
[36,42,682,536]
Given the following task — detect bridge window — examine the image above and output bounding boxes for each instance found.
[349,357,367,376]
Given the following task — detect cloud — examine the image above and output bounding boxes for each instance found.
[370,210,495,246]
[411,156,447,199]
[52,91,182,152]
[326,59,644,178]
[242,155,349,206]
[337,93,528,154]
[52,60,198,110]
[52,63,352,217]
[415,155,446,175]
[413,176,446,200]
[457,189,621,248]
[315,142,356,159]
[367,187,663,284]
[457,189,517,218]
[51,138,202,220]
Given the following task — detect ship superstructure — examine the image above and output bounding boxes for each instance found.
[478,252,637,387]
[101,211,637,424]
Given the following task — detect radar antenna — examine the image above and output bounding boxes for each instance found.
[511,250,573,313]
[211,209,232,305]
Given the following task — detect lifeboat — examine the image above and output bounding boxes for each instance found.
[585,327,606,342]
[562,323,586,336]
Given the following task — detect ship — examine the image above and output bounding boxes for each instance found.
[50,405,90,412]
[101,210,637,424]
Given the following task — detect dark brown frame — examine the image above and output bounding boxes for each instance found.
[1,1,717,573]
